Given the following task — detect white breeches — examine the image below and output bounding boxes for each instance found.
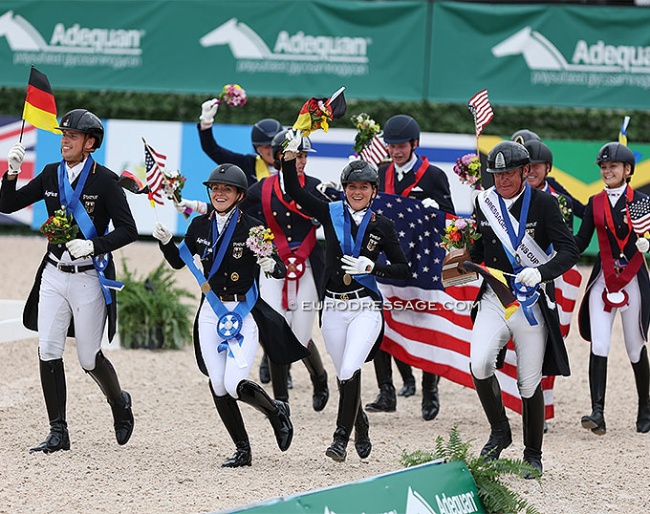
[37,262,107,370]
[198,300,259,399]
[589,271,645,363]
[320,297,382,381]
[470,287,547,398]
[259,261,318,347]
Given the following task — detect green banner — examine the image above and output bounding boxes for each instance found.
[0,1,428,100]
[217,460,483,514]
[430,2,650,109]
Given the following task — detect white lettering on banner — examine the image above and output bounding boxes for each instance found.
[236,59,369,77]
[0,10,145,71]
[492,26,650,92]
[436,492,479,514]
[273,31,369,62]
[50,24,144,54]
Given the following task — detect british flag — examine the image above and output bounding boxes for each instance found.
[0,117,37,226]
[373,193,580,419]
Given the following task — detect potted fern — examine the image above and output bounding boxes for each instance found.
[117,261,194,349]
[401,425,541,514]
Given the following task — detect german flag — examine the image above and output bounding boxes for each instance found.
[22,67,61,134]
[462,261,520,319]
[292,86,347,136]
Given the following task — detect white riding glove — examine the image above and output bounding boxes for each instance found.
[341,255,375,275]
[636,237,649,253]
[152,221,173,245]
[199,99,219,126]
[421,198,439,210]
[174,199,207,215]
[283,128,302,154]
[7,142,25,175]
[257,256,276,274]
[65,239,94,259]
[515,267,542,287]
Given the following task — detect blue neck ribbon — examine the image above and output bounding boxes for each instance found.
[496,183,539,325]
[57,157,122,305]
[328,201,381,299]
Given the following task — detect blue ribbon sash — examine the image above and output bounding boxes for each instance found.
[57,157,122,305]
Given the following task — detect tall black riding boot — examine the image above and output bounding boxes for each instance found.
[522,384,545,479]
[237,379,293,451]
[581,353,607,435]
[396,358,416,397]
[326,370,361,462]
[30,358,70,454]
[421,372,441,421]
[209,382,251,467]
[302,340,329,411]
[354,404,371,459]
[472,372,512,461]
[86,351,134,445]
[632,346,650,433]
[259,352,271,384]
[365,350,396,412]
[269,361,289,403]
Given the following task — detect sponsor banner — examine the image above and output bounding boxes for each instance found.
[0,1,428,101]
[430,2,650,109]
[216,460,485,514]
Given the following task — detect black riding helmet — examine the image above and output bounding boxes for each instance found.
[487,141,531,173]
[340,160,379,187]
[383,115,420,144]
[57,109,104,149]
[203,164,249,196]
[510,129,541,146]
[524,140,553,168]
[251,118,283,146]
[271,129,316,159]
[596,142,636,175]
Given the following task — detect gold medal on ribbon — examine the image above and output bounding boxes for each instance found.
[343,273,352,286]
[200,282,211,294]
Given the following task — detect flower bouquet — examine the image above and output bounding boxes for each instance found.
[246,226,276,277]
[40,206,79,245]
[556,194,572,222]
[217,84,247,107]
[453,153,481,187]
[441,217,480,287]
[350,113,381,154]
[162,169,187,204]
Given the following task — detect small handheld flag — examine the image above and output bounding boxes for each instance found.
[467,89,494,138]
[619,116,630,146]
[629,196,650,236]
[22,66,61,137]
[142,138,167,207]
[118,170,148,195]
[292,86,347,136]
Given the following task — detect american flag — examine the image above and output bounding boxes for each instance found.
[373,193,580,419]
[629,195,650,236]
[360,134,388,167]
[143,138,166,206]
[467,89,494,137]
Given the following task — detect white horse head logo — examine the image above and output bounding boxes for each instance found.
[200,18,271,59]
[492,26,568,70]
[0,10,48,51]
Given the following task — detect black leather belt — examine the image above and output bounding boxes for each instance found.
[47,256,95,274]
[325,289,371,301]
[218,294,247,302]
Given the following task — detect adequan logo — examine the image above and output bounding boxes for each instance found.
[0,10,145,70]
[491,26,650,90]
[199,18,371,77]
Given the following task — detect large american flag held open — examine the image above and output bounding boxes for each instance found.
[374,193,581,419]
